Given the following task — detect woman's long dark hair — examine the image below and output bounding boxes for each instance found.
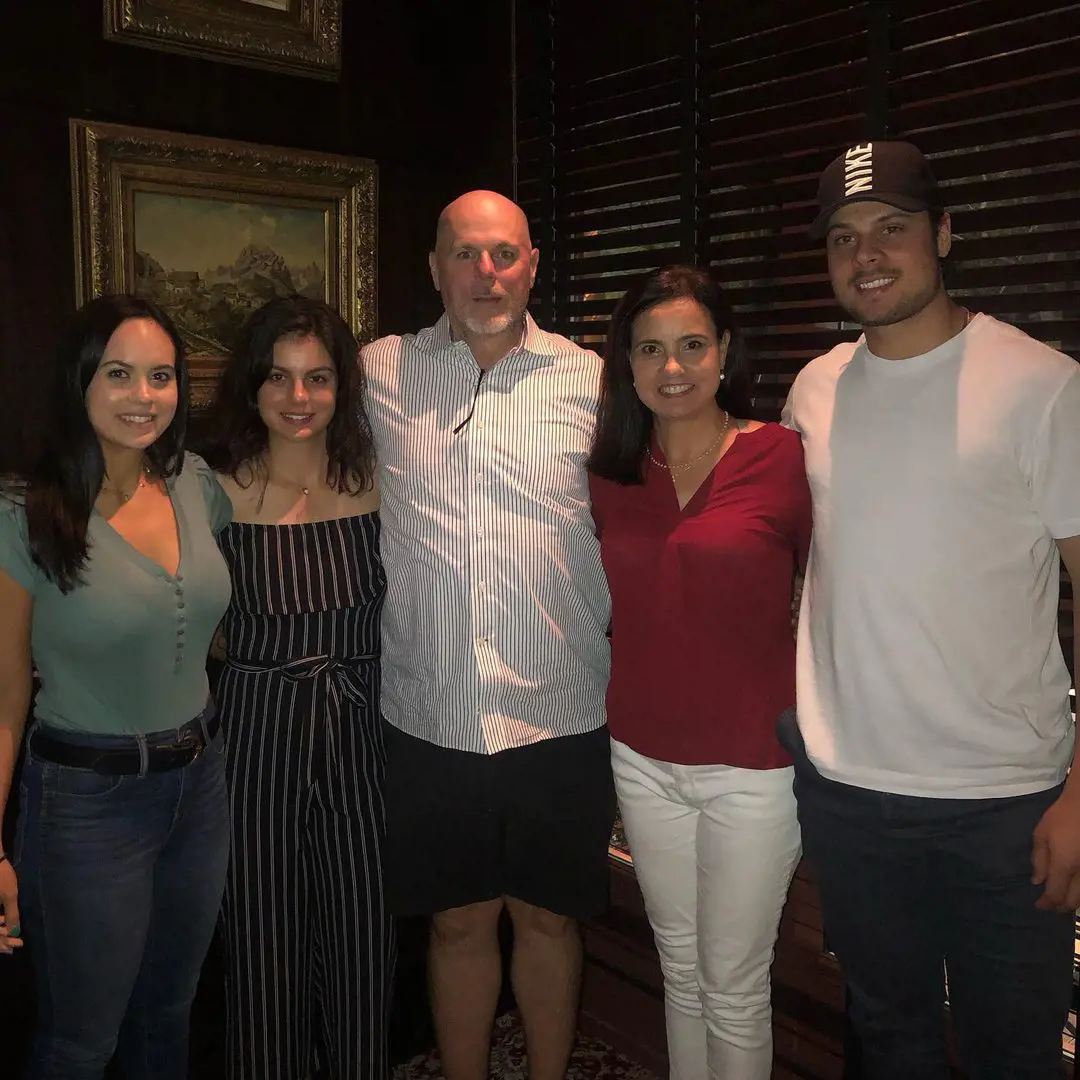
[587,265,755,485]
[15,294,188,593]
[204,295,375,494]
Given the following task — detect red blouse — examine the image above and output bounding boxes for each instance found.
[590,423,811,768]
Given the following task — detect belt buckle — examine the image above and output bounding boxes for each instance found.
[174,729,204,763]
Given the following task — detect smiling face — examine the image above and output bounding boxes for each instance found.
[256,333,337,443]
[825,201,951,328]
[629,297,730,422]
[429,191,539,341]
[85,317,179,455]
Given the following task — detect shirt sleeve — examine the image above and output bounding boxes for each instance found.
[776,428,812,573]
[191,455,234,535]
[0,496,38,594]
[791,462,812,575]
[780,379,799,432]
[1030,369,1080,540]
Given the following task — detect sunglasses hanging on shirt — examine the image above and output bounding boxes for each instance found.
[453,370,488,435]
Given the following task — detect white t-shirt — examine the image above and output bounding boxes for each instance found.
[783,313,1080,798]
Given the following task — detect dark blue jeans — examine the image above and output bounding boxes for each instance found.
[783,712,1075,1080]
[14,718,230,1080]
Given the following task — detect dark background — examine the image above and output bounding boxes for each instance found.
[0,0,514,474]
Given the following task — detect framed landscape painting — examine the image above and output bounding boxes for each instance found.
[69,119,376,408]
[103,0,343,80]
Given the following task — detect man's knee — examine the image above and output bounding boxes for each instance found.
[505,895,578,940]
[431,898,504,948]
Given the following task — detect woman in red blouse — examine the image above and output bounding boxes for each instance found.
[588,265,811,1080]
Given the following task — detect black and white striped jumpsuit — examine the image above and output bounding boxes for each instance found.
[216,513,393,1080]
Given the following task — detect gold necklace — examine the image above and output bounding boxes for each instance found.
[100,464,151,503]
[270,476,313,496]
[647,412,731,475]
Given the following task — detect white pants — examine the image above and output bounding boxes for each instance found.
[611,739,801,1080]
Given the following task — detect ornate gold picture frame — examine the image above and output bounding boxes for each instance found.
[70,119,377,408]
[103,0,343,81]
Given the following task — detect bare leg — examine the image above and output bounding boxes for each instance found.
[430,898,505,1080]
[506,896,582,1080]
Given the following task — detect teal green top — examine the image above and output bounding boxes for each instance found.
[0,454,233,735]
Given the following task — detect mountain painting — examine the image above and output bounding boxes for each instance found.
[132,190,327,356]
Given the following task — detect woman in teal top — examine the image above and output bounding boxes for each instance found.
[0,294,233,1080]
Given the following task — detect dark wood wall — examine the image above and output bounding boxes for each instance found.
[0,0,514,473]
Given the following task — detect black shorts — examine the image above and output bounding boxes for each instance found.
[383,723,616,919]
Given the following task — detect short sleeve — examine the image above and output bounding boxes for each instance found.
[0,496,38,593]
[788,444,813,573]
[191,455,234,534]
[780,379,799,432]
[1030,369,1080,540]
[773,427,812,572]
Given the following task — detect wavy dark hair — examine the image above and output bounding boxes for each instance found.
[13,294,188,592]
[205,295,375,494]
[587,265,755,485]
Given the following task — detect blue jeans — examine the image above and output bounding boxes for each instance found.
[782,712,1075,1080]
[14,716,230,1080]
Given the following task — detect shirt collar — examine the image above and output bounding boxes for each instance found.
[419,311,559,363]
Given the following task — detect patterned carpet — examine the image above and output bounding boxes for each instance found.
[392,1012,658,1080]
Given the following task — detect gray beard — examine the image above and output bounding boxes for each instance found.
[462,307,526,338]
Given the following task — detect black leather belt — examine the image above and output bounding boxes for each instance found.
[30,711,220,776]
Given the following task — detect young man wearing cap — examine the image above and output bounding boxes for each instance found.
[782,141,1080,1078]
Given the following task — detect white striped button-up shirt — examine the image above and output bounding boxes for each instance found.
[362,313,611,754]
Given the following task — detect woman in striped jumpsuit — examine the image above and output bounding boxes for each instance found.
[207,295,392,1080]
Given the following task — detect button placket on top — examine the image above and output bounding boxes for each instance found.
[461,359,496,737]
[174,572,187,669]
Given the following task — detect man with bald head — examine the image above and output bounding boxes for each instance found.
[362,191,614,1080]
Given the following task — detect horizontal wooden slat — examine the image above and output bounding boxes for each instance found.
[701,61,865,124]
[559,107,682,156]
[699,6,867,77]
[697,114,868,169]
[701,86,871,146]
[559,81,681,133]
[557,200,682,236]
[556,173,682,216]
[891,72,1080,133]
[560,221,682,255]
[891,2,1080,71]
[925,137,1080,182]
[889,37,1080,102]
[891,0,1079,36]
[562,127,682,173]
[940,165,1080,208]
[552,57,681,110]
[555,245,683,279]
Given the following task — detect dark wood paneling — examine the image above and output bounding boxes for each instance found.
[0,0,514,473]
